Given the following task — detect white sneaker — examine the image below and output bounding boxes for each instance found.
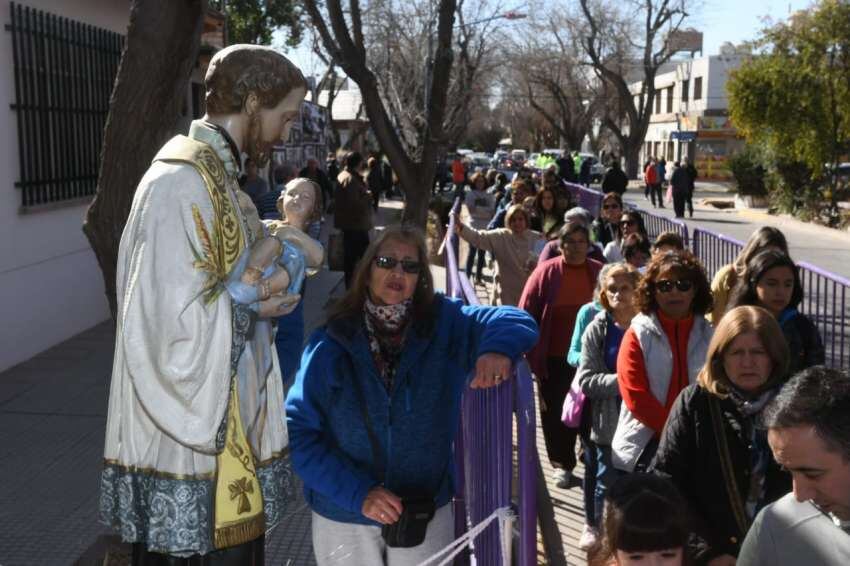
[578,525,599,550]
[553,469,571,488]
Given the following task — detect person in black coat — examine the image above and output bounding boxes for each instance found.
[579,157,592,187]
[600,160,628,195]
[651,306,792,566]
[670,162,690,218]
[683,157,698,217]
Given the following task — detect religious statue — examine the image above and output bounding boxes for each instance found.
[99,45,308,563]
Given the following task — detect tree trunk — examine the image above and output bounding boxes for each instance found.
[399,162,435,227]
[82,0,205,320]
[623,137,642,179]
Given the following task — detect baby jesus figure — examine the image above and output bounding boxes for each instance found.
[228,178,324,317]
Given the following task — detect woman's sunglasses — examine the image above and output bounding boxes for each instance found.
[656,279,693,293]
[374,255,423,274]
[620,219,636,227]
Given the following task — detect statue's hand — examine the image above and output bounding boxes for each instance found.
[257,293,301,318]
[241,237,282,284]
[224,249,261,304]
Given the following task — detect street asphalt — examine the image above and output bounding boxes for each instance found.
[621,181,850,281]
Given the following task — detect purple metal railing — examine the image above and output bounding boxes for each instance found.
[632,206,690,248]
[561,182,691,248]
[797,262,850,369]
[444,197,537,566]
[690,228,743,283]
[564,182,605,217]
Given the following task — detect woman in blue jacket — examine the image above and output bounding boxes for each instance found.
[286,225,539,565]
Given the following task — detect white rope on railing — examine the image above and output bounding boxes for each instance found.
[416,506,514,566]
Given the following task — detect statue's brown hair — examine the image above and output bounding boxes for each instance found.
[205,45,307,115]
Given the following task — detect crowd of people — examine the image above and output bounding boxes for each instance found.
[252,148,839,566]
[99,45,849,566]
[439,158,836,564]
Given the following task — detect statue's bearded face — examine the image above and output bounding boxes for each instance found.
[244,87,306,167]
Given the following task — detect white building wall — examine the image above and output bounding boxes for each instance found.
[705,54,744,111]
[0,0,130,371]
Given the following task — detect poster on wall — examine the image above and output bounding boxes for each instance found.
[272,101,331,170]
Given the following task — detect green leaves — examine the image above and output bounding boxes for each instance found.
[727,0,850,221]
[217,0,304,47]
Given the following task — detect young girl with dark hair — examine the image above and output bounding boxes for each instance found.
[589,473,692,566]
[727,249,824,375]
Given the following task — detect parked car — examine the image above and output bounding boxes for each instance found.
[470,152,492,170]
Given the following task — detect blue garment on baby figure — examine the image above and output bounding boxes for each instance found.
[224,241,307,305]
[280,240,306,295]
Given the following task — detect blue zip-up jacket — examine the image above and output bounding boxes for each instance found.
[285,295,539,525]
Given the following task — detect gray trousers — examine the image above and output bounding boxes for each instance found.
[312,504,454,566]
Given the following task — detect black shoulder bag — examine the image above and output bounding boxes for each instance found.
[708,396,750,536]
[350,373,436,548]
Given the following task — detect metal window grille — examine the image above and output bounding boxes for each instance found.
[6,2,124,209]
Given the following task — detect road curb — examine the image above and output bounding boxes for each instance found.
[736,207,850,242]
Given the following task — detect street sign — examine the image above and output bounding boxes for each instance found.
[671,131,698,141]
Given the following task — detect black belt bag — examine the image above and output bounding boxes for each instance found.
[381,495,436,548]
[349,370,437,548]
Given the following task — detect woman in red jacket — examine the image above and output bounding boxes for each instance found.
[519,221,603,487]
[613,251,714,473]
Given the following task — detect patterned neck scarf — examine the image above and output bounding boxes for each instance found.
[728,385,780,518]
[364,296,413,393]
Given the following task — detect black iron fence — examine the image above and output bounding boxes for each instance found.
[6,2,124,208]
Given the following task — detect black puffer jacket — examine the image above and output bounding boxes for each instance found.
[651,384,791,564]
[780,310,825,375]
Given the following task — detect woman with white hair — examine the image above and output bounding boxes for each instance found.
[538,207,606,264]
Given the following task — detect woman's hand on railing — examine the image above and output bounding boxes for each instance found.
[470,352,512,389]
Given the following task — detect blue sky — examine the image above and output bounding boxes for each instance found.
[697,0,813,55]
[280,0,816,79]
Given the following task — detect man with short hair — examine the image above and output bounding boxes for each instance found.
[738,366,850,565]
